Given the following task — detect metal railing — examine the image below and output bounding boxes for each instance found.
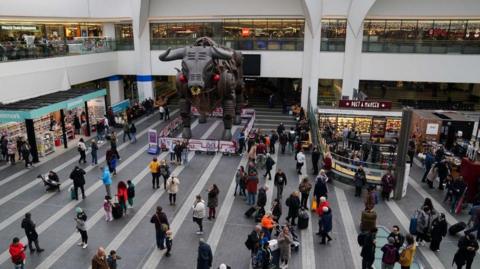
[151,37,304,51]
[362,39,480,54]
[0,38,134,62]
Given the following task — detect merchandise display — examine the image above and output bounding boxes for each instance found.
[36,131,55,156]
[371,117,386,138]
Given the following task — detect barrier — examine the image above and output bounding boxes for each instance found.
[155,108,256,155]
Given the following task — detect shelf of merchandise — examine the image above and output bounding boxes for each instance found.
[0,122,26,141]
[36,131,55,157]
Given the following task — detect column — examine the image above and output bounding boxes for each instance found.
[24,119,39,163]
[60,109,68,149]
[132,0,154,101]
[108,75,124,104]
[394,108,413,200]
[84,101,91,137]
[341,0,376,99]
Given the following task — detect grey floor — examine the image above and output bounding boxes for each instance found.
[0,110,478,269]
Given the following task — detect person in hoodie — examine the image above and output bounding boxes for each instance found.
[101,166,112,197]
[9,237,26,269]
[21,212,44,253]
[70,166,86,200]
[381,237,399,269]
[197,238,213,269]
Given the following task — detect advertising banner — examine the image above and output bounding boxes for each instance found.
[338,100,392,110]
[147,129,159,154]
[188,139,219,152]
[159,116,183,137]
[218,140,237,153]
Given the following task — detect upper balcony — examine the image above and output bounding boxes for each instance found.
[0,37,133,63]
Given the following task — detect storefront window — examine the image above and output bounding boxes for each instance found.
[363,19,480,54]
[150,19,304,51]
[320,19,347,52]
[318,79,342,106]
[115,23,134,50]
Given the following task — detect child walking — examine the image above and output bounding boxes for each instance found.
[103,196,113,222]
[165,230,173,257]
[107,250,122,269]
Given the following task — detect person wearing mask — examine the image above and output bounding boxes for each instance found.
[91,247,109,269]
[101,166,112,197]
[360,227,377,269]
[296,149,305,175]
[381,237,399,269]
[319,206,333,244]
[387,225,405,251]
[263,153,275,180]
[311,146,321,175]
[149,157,160,189]
[246,171,259,206]
[274,169,287,200]
[298,177,312,209]
[9,237,26,269]
[150,206,169,249]
[90,139,98,165]
[399,234,417,269]
[430,213,448,252]
[207,184,220,220]
[70,166,86,200]
[354,166,367,197]
[416,198,438,246]
[314,170,329,203]
[193,195,206,235]
[381,170,395,201]
[166,175,180,206]
[277,225,293,268]
[75,207,88,248]
[453,233,479,269]
[21,212,44,253]
[197,238,213,269]
[285,191,301,226]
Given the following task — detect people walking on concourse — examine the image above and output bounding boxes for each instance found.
[117,181,129,215]
[91,247,109,269]
[430,213,447,252]
[298,177,312,209]
[314,170,329,203]
[21,141,32,168]
[127,180,135,207]
[160,159,171,189]
[453,233,479,269]
[246,170,259,206]
[75,207,88,248]
[234,166,246,197]
[21,212,44,253]
[150,206,169,249]
[122,121,131,142]
[107,249,122,269]
[103,196,113,222]
[285,191,301,226]
[263,153,275,180]
[274,168,287,200]
[207,184,220,220]
[70,166,86,200]
[101,166,112,197]
[193,195,206,235]
[319,206,333,244]
[296,149,305,175]
[91,139,98,165]
[78,138,87,164]
[381,170,395,201]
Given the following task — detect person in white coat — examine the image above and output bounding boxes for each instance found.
[166,176,180,206]
[192,195,206,235]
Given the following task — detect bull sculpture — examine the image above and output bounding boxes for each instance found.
[159,37,244,140]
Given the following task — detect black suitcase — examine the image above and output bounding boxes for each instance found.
[449,221,466,235]
[297,210,309,230]
[112,203,123,219]
[244,207,256,218]
[255,207,265,223]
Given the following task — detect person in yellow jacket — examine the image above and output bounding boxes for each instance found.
[149,157,160,189]
[399,234,417,269]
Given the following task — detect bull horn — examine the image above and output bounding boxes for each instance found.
[159,47,186,61]
[211,46,233,60]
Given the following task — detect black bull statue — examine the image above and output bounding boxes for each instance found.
[159,37,245,140]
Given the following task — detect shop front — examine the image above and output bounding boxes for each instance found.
[0,89,106,162]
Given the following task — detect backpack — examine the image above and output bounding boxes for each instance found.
[382,245,399,264]
[245,232,256,250]
[103,201,112,211]
[128,186,135,198]
[357,232,368,247]
[277,174,284,185]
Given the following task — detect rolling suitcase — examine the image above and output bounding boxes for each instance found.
[449,221,466,235]
[244,207,256,218]
[297,209,309,230]
[112,203,123,219]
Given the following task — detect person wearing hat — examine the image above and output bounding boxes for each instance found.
[75,207,88,248]
[381,237,399,269]
[263,153,275,180]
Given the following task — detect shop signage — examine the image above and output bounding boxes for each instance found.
[0,111,26,123]
[338,100,392,110]
[426,123,439,135]
[66,98,84,109]
[111,99,130,114]
[1,25,37,31]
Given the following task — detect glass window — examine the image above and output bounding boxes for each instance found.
[466,20,480,40]
[267,20,282,38]
[282,19,301,38]
[238,19,253,38]
[45,24,65,41]
[253,19,268,38]
[223,19,239,39]
[400,20,418,40]
[432,20,450,40]
[321,19,347,51]
[115,24,133,40]
[385,20,401,39]
[448,20,467,40]
[368,20,386,42]
[417,20,434,40]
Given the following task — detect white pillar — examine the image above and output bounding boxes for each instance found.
[108,76,124,104]
[103,23,115,39]
[131,0,154,101]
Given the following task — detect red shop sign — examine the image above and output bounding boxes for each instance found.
[338,100,392,110]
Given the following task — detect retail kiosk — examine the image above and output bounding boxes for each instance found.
[0,88,106,162]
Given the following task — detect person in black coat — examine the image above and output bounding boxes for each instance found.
[430,213,448,252]
[263,154,275,180]
[453,233,479,269]
[150,206,169,249]
[435,160,449,190]
[70,166,86,200]
[387,225,404,251]
[257,186,267,209]
[21,213,44,252]
[285,192,301,226]
[274,169,287,200]
[269,131,278,154]
[311,146,321,175]
[314,171,329,202]
[197,239,213,269]
[361,228,377,269]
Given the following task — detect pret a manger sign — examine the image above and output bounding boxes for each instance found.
[338,100,392,110]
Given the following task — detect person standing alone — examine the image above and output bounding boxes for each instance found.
[21,213,44,253]
[70,166,86,200]
[78,138,87,164]
[150,206,169,249]
[296,149,305,175]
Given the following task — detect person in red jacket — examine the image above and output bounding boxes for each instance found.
[117,181,129,215]
[246,172,259,206]
[316,196,331,236]
[9,237,26,269]
[323,152,332,173]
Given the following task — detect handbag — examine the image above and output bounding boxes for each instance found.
[311,199,317,212]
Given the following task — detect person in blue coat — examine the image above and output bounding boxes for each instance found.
[101,166,112,197]
[421,150,434,182]
[197,238,213,269]
[319,206,333,244]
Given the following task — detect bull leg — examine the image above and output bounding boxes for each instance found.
[234,87,243,125]
[222,99,234,141]
[199,112,207,124]
[179,98,192,139]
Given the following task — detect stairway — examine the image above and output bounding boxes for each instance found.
[247,96,297,132]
